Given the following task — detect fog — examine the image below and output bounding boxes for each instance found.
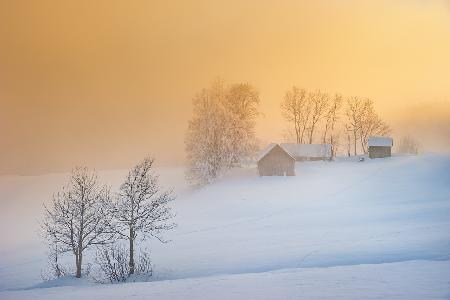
[1,0,449,175]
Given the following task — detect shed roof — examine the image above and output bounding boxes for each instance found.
[280,143,332,158]
[368,136,393,147]
[257,143,295,162]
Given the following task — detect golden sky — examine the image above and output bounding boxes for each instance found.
[1,0,450,174]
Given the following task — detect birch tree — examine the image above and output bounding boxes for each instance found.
[42,167,113,278]
[113,157,176,275]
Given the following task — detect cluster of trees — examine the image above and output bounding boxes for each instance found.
[42,158,175,282]
[281,86,390,156]
[185,81,392,185]
[185,80,259,185]
[397,136,420,155]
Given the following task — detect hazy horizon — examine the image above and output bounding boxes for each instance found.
[1,0,450,175]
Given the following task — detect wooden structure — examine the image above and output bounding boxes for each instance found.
[257,144,295,176]
[368,136,393,158]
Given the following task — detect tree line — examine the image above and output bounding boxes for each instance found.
[281,87,391,156]
[186,81,391,184]
[42,157,176,283]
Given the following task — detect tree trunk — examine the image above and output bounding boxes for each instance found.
[353,131,357,156]
[75,252,82,278]
[308,124,314,144]
[129,229,135,275]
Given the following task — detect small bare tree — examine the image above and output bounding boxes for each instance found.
[95,244,153,283]
[280,87,311,143]
[113,157,176,275]
[42,167,114,278]
[41,240,69,281]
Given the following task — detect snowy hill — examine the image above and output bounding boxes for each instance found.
[1,155,450,299]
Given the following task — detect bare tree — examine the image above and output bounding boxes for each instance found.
[186,81,228,183]
[280,87,311,143]
[322,93,343,157]
[112,157,176,275]
[358,99,391,154]
[307,89,329,144]
[42,167,113,278]
[345,97,366,155]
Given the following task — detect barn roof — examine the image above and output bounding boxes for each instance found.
[257,143,295,162]
[280,143,332,158]
[368,136,393,147]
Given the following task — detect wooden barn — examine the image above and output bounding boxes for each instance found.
[368,136,393,158]
[280,143,332,161]
[257,144,295,176]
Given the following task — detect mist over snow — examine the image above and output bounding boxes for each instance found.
[1,154,450,299]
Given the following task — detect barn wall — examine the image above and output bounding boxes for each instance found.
[369,146,391,158]
[258,146,295,176]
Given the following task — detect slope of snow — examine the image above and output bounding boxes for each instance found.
[1,155,450,299]
[2,261,449,300]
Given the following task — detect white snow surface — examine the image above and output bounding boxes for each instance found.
[280,143,332,159]
[368,136,393,147]
[1,155,450,299]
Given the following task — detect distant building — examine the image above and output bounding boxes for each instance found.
[368,136,393,158]
[257,144,295,176]
[280,143,332,161]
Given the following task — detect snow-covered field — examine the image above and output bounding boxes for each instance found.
[1,154,450,299]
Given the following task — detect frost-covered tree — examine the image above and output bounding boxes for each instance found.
[223,83,260,165]
[112,157,175,275]
[186,80,259,184]
[42,167,113,278]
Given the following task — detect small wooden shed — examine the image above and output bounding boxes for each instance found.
[368,136,393,158]
[257,144,295,176]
